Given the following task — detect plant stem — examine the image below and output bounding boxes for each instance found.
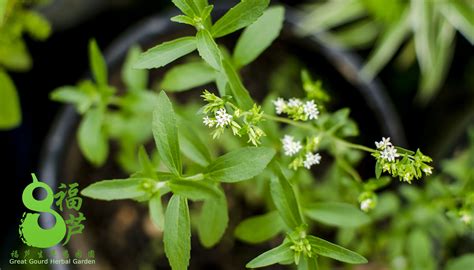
[263,114,376,153]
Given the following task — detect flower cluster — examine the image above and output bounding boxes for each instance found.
[201,90,265,145]
[281,135,321,170]
[273,98,319,121]
[288,226,314,265]
[372,137,433,183]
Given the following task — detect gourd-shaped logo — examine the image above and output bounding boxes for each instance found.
[19,174,66,248]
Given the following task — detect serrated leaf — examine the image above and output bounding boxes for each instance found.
[134,37,196,69]
[78,107,108,166]
[149,193,165,230]
[153,91,182,175]
[307,235,368,264]
[270,167,304,229]
[168,179,219,201]
[197,188,228,247]
[122,46,148,91]
[234,6,285,67]
[196,29,222,70]
[222,58,254,110]
[211,0,270,38]
[164,195,191,270]
[0,70,21,129]
[162,61,215,92]
[205,147,275,182]
[246,241,293,268]
[235,211,284,244]
[304,202,370,228]
[89,39,108,86]
[81,178,147,200]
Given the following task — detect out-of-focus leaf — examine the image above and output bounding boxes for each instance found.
[0,70,21,129]
[361,8,410,80]
[161,61,215,92]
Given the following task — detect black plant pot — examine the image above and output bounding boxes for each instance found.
[38,4,406,270]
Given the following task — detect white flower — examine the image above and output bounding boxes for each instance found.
[215,108,233,127]
[375,137,392,150]
[303,100,319,120]
[273,98,286,115]
[360,199,373,212]
[203,116,214,127]
[303,152,321,169]
[282,135,302,156]
[380,146,399,162]
[461,213,472,225]
[423,167,433,175]
[288,98,302,107]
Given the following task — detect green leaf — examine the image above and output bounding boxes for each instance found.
[235,211,284,244]
[234,6,285,67]
[205,147,275,182]
[89,39,108,86]
[375,160,382,179]
[441,0,474,44]
[122,46,148,91]
[0,70,21,129]
[246,241,293,268]
[298,257,319,270]
[196,29,222,70]
[407,229,434,270]
[161,61,215,92]
[270,166,304,229]
[170,15,195,26]
[138,146,158,179]
[81,178,147,200]
[171,0,199,17]
[153,91,182,175]
[22,11,51,41]
[78,107,108,166]
[211,0,270,38]
[307,235,368,264]
[178,117,212,166]
[0,0,7,25]
[446,254,474,270]
[0,39,32,71]
[164,195,191,270]
[50,86,91,113]
[222,58,254,110]
[304,202,370,228]
[149,194,165,230]
[197,188,228,247]
[168,179,219,201]
[134,37,197,69]
[361,9,410,80]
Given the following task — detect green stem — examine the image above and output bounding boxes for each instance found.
[181,173,205,181]
[263,114,376,153]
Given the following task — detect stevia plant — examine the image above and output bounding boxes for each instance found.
[49,0,454,269]
[0,0,51,129]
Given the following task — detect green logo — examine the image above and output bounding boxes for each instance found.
[19,174,85,248]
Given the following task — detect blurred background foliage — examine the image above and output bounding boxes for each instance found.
[298,0,474,103]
